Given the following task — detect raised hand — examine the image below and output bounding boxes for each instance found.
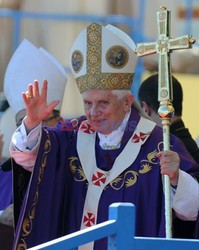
[22,80,59,132]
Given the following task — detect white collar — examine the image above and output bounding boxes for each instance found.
[98,109,131,150]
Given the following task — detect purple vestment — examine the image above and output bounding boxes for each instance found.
[12,107,199,250]
[0,170,12,210]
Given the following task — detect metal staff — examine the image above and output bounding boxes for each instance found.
[135,6,195,238]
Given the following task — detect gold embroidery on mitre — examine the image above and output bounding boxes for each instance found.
[75,23,134,93]
[77,73,134,93]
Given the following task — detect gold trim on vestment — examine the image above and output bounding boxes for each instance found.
[17,129,51,250]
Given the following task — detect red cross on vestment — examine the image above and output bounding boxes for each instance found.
[92,171,107,186]
[80,120,95,134]
[132,132,149,143]
[83,212,95,227]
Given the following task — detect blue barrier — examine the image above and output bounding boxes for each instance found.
[27,203,199,250]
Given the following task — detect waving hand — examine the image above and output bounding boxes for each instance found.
[23,80,59,131]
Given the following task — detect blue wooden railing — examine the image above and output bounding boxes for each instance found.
[27,203,199,250]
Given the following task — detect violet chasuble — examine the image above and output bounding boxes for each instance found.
[13,106,199,250]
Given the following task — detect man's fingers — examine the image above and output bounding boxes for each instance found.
[22,92,30,105]
[41,80,48,100]
[156,151,179,165]
[156,150,173,157]
[28,84,33,97]
[46,100,60,114]
[33,80,39,97]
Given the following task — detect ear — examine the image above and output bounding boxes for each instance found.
[141,101,152,117]
[123,94,134,112]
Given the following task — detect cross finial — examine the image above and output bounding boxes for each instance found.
[135,6,195,103]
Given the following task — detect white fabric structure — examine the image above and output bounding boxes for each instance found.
[4,39,67,116]
[69,23,137,93]
[70,23,137,79]
[0,108,16,158]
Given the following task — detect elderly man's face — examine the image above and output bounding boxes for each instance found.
[82,89,133,134]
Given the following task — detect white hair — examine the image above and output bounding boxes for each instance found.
[112,90,151,119]
[81,89,131,100]
[111,89,131,100]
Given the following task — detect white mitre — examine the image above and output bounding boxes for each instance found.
[69,23,137,93]
[0,107,16,158]
[4,39,67,116]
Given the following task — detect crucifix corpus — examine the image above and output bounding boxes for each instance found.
[135,6,195,238]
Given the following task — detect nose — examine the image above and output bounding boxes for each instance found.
[90,105,100,117]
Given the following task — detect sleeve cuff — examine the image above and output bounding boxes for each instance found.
[11,117,42,152]
[172,170,199,220]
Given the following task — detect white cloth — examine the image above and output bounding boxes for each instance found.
[10,117,199,221]
[172,170,199,220]
[10,118,41,171]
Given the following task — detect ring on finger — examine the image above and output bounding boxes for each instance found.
[25,91,33,100]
